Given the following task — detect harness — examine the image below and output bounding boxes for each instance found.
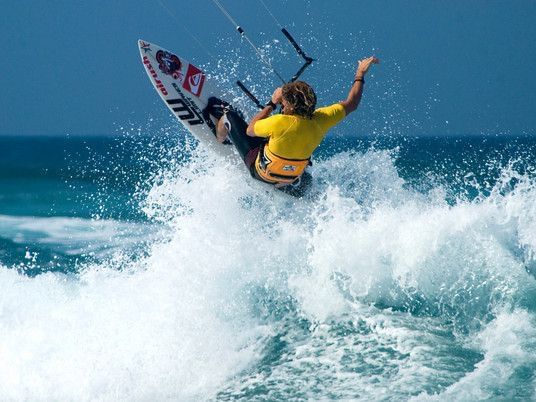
[254,145,309,185]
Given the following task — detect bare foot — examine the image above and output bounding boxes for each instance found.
[216,117,229,143]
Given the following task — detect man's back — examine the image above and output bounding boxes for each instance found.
[253,103,346,160]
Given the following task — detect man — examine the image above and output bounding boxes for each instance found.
[205,56,379,195]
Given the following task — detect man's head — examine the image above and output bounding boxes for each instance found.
[281,81,317,119]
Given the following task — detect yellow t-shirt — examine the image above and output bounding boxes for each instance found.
[253,103,346,160]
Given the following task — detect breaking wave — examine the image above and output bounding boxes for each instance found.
[1,144,536,400]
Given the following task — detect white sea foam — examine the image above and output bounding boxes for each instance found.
[0,215,159,257]
[0,252,267,401]
[290,155,536,327]
[1,147,535,400]
[411,309,536,401]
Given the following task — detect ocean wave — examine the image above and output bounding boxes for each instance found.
[0,215,162,275]
[1,145,535,400]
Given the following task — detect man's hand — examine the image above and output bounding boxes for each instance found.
[355,56,380,79]
[271,87,283,104]
[340,56,380,115]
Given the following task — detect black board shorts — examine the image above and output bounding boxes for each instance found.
[223,111,265,172]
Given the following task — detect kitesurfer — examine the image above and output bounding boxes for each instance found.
[205,56,379,195]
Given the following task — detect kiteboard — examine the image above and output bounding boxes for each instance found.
[138,40,235,157]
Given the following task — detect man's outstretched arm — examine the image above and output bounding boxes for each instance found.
[340,56,379,115]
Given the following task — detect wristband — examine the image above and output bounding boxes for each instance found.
[265,100,277,109]
[353,77,365,84]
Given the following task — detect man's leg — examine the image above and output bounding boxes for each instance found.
[221,111,265,169]
[202,97,231,142]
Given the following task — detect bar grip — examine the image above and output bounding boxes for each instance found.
[281,28,308,60]
[237,80,264,109]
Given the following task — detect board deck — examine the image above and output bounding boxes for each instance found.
[138,40,235,157]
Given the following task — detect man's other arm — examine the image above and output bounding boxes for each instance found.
[340,56,379,115]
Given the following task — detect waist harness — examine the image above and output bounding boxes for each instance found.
[254,145,309,185]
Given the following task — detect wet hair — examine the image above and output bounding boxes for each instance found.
[281,81,317,119]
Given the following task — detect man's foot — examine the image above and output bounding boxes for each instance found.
[203,97,231,122]
[203,97,240,143]
[202,97,230,142]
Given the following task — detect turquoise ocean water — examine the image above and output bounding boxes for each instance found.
[1,133,536,400]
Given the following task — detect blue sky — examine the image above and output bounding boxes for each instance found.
[2,0,536,136]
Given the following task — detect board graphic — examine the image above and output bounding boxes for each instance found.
[138,40,235,157]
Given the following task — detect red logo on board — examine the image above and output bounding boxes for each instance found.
[182,64,205,97]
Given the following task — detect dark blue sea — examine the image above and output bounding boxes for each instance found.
[1,132,536,400]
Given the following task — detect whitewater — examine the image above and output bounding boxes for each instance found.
[2,0,536,398]
[1,138,536,400]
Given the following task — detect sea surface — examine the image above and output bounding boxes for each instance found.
[1,133,536,401]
